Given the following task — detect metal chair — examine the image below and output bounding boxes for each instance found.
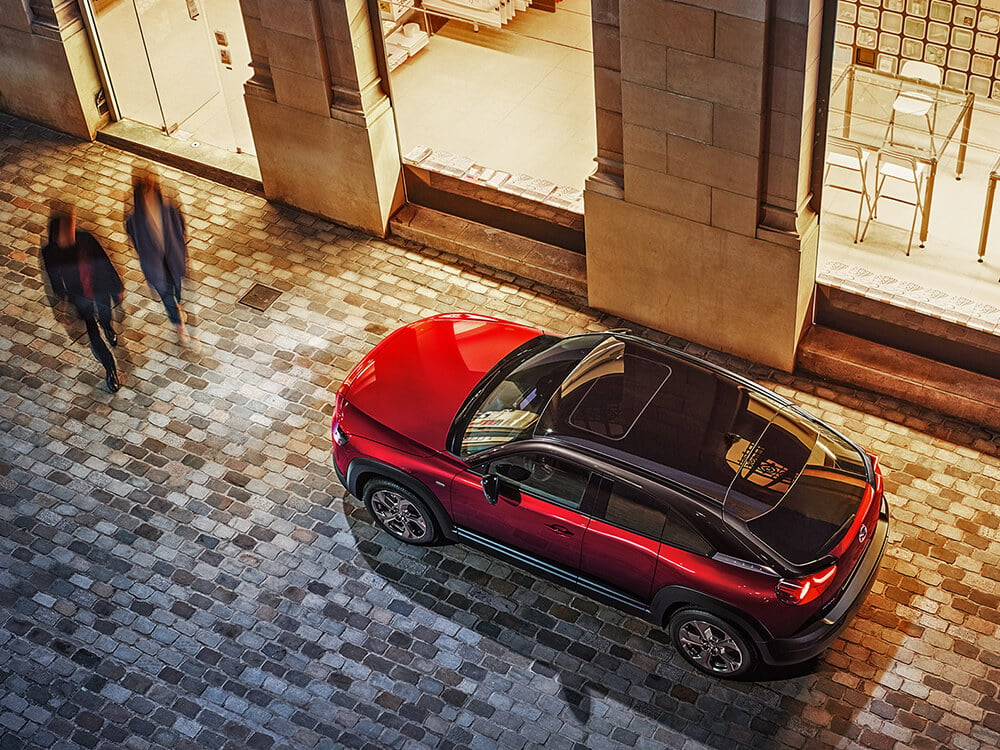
[823,137,872,243]
[860,148,928,256]
[886,61,942,151]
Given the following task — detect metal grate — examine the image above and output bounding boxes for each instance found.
[238,283,281,311]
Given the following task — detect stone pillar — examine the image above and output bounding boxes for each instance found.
[242,0,403,236]
[589,0,623,197]
[584,0,825,371]
[0,0,106,139]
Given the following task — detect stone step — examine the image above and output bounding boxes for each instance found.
[815,284,1000,380]
[797,325,1000,432]
[389,203,587,300]
[96,120,263,196]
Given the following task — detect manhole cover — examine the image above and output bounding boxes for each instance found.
[238,283,281,311]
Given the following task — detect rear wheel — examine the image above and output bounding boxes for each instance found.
[363,478,439,545]
[669,609,756,679]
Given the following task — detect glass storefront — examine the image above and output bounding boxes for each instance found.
[818,0,1000,334]
[84,0,254,155]
[376,0,596,214]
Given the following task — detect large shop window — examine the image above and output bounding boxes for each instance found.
[816,0,1000,335]
[378,0,597,215]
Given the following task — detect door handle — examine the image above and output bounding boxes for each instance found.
[545,524,574,537]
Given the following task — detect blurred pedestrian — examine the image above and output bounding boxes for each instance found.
[125,168,194,346]
[40,206,123,393]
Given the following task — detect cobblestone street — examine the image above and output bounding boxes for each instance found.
[2,113,1000,750]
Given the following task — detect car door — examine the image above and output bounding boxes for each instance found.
[450,449,595,572]
[579,478,666,601]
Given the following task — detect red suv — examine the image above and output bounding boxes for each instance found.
[332,314,889,678]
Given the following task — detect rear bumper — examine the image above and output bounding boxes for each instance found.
[757,507,890,666]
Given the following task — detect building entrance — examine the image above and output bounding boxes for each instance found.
[84,0,254,155]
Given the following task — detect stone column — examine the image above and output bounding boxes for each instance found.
[589,0,624,198]
[0,0,106,139]
[584,0,825,371]
[242,0,403,236]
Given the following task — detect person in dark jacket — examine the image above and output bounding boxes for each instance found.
[40,207,123,393]
[125,169,194,346]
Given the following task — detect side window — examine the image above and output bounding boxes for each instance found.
[603,480,715,555]
[662,512,714,555]
[604,481,667,539]
[489,453,590,510]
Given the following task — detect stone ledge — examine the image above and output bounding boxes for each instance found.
[96,120,263,197]
[797,326,1000,432]
[389,204,587,300]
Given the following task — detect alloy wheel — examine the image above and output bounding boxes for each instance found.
[675,618,745,675]
[369,488,430,542]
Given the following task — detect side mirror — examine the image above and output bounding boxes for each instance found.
[482,474,500,505]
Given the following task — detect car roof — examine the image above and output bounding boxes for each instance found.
[534,334,795,502]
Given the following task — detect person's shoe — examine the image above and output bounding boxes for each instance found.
[176,322,191,347]
[105,370,120,393]
[105,329,118,347]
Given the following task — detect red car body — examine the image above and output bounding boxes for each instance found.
[333,313,889,678]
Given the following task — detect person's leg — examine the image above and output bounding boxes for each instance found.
[82,314,119,392]
[96,301,117,347]
[157,285,182,326]
[163,276,196,348]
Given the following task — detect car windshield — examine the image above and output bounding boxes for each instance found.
[458,334,604,457]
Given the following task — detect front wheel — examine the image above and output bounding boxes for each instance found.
[363,478,439,545]
[668,609,756,679]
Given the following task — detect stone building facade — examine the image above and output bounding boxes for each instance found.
[2,0,842,371]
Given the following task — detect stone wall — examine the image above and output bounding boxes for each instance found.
[242,0,404,236]
[585,0,826,371]
[0,0,105,139]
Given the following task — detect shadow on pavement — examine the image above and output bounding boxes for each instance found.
[341,491,822,749]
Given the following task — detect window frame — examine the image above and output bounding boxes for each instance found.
[468,441,603,515]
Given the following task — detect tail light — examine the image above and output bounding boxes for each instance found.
[868,452,884,498]
[776,563,838,606]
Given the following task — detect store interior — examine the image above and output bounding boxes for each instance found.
[382,0,597,194]
[819,92,1000,331]
[820,0,1000,331]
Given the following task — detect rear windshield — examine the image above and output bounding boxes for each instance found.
[725,407,870,564]
[745,470,868,564]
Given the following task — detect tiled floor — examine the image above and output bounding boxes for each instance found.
[388,0,597,190]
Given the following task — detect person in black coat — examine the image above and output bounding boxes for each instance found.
[125,169,194,347]
[40,207,124,393]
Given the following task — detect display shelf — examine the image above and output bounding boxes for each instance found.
[380,0,535,35]
[402,143,584,212]
[379,0,430,71]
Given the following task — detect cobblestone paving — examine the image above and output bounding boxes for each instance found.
[2,113,1000,750]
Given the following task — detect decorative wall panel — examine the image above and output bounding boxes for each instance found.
[835,0,1000,98]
